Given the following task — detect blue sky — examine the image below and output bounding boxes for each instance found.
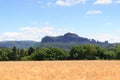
[0,0,120,43]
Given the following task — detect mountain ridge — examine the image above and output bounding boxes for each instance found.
[38,33,110,50]
[41,33,109,44]
[0,33,111,49]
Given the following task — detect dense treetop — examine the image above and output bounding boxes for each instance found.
[0,43,120,61]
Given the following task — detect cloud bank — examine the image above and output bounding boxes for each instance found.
[0,27,59,41]
[1,26,120,43]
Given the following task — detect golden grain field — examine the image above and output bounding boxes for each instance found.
[0,61,120,80]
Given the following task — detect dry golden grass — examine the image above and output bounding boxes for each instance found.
[0,61,120,80]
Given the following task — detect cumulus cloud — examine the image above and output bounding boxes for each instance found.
[39,0,119,8]
[0,25,73,41]
[38,0,86,8]
[1,26,120,43]
[0,27,60,41]
[94,0,112,5]
[87,33,120,43]
[86,10,102,15]
[56,0,86,6]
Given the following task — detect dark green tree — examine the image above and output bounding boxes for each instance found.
[49,47,69,60]
[69,46,85,60]
[113,45,120,59]
[28,47,34,55]
[19,49,27,58]
[8,46,18,60]
[103,51,116,60]
[82,44,97,60]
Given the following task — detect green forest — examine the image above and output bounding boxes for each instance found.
[1,44,120,61]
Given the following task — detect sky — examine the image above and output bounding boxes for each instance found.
[0,0,120,43]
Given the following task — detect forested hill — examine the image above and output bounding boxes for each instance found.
[0,33,110,49]
[0,41,37,49]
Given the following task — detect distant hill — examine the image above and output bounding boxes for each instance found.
[0,33,111,49]
[0,41,37,49]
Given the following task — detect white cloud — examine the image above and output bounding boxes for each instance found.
[56,0,86,6]
[0,26,66,41]
[114,0,120,4]
[94,0,112,5]
[87,33,120,43]
[37,0,86,8]
[86,10,102,15]
[1,25,120,43]
[0,27,55,41]
[0,24,73,41]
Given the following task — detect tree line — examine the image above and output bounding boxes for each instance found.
[0,44,120,61]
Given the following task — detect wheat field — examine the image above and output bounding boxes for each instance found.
[0,61,120,80]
